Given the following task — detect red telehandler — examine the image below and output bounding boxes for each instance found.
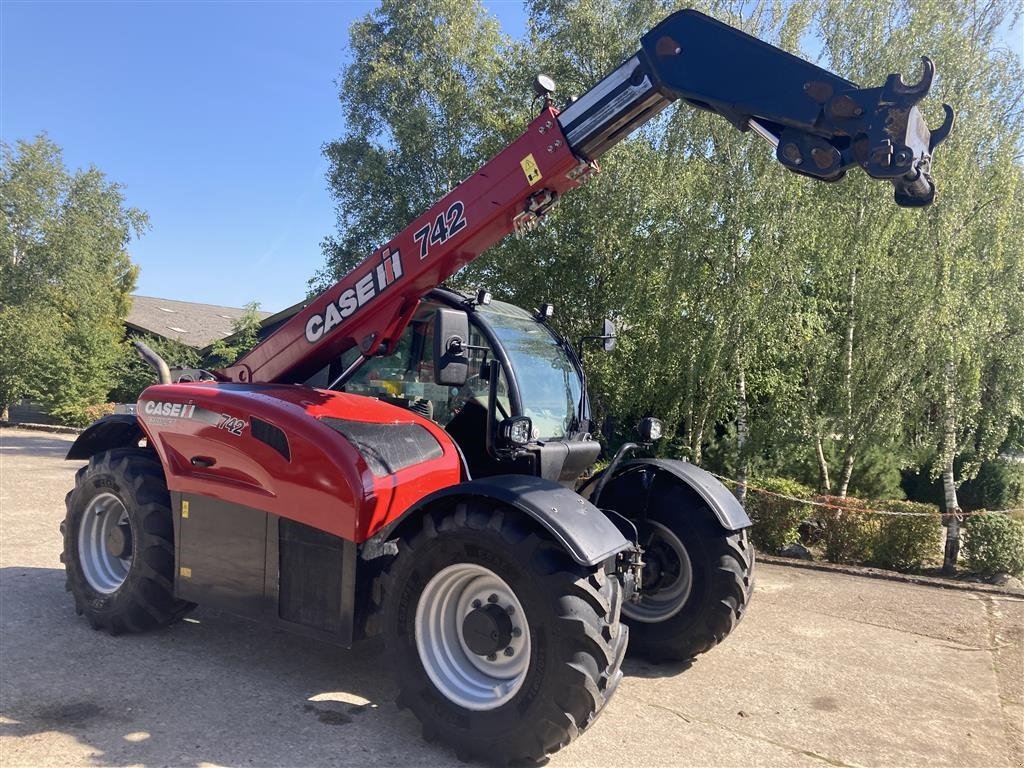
[61,10,953,763]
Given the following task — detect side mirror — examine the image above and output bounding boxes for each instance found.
[497,416,533,451]
[433,308,470,386]
[638,417,663,442]
[602,318,616,352]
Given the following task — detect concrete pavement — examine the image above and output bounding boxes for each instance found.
[2,427,1021,767]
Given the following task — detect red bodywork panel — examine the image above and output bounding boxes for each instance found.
[220,107,590,385]
[136,382,462,543]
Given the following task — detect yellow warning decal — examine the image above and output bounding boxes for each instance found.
[181,499,189,519]
[179,566,192,579]
[521,154,542,185]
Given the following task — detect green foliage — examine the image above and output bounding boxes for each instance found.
[903,456,1024,512]
[316,0,511,288]
[963,512,1024,577]
[846,446,907,501]
[958,459,1024,512]
[746,476,814,553]
[817,496,879,563]
[203,301,263,369]
[870,501,943,572]
[1,135,146,425]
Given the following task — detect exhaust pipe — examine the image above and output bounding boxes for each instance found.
[133,340,172,385]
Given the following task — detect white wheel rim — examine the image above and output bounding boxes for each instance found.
[415,563,530,711]
[623,520,693,623]
[78,492,133,594]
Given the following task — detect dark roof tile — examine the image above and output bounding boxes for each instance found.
[126,295,272,349]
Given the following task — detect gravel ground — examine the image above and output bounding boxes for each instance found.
[2,426,1022,768]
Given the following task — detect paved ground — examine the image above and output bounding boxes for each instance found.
[1,426,1021,768]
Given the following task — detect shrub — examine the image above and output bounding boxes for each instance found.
[963,512,1024,577]
[746,477,814,553]
[871,501,943,572]
[80,402,116,425]
[817,496,879,563]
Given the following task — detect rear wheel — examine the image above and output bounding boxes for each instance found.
[380,501,627,764]
[61,448,193,634]
[602,472,754,663]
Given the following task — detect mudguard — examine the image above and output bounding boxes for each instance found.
[614,459,751,531]
[66,414,145,461]
[381,475,631,567]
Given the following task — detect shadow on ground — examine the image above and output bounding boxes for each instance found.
[0,432,75,458]
[0,567,453,767]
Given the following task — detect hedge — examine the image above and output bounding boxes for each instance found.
[745,477,814,553]
[963,512,1024,577]
[871,500,943,572]
[815,496,879,563]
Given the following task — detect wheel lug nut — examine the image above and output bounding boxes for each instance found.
[486,653,497,661]
[487,593,498,603]
[472,599,482,609]
[511,627,521,638]
[506,605,515,615]
[504,646,515,657]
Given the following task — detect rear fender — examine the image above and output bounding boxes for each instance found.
[604,459,751,531]
[374,475,631,567]
[66,414,147,461]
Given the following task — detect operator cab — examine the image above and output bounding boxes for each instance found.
[305,289,600,484]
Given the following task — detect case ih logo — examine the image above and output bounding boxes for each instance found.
[305,248,403,343]
[143,401,196,418]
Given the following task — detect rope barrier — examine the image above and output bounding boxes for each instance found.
[706,470,1024,518]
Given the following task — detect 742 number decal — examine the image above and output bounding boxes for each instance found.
[216,414,246,436]
[414,201,467,260]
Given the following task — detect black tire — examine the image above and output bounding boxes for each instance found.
[601,472,754,663]
[61,448,194,634]
[379,500,627,765]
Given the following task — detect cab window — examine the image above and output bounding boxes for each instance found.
[333,303,507,427]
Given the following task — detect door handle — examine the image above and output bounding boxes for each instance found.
[190,456,216,468]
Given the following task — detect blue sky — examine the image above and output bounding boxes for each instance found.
[1,1,527,312]
[2,2,1021,313]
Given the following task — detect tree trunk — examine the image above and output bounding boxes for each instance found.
[804,370,832,494]
[837,444,855,498]
[838,267,857,498]
[815,434,832,494]
[689,422,704,466]
[735,367,748,505]
[941,360,961,575]
[690,396,711,466]
[941,454,961,575]
[1,404,8,422]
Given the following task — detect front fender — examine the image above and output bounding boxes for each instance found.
[66,414,146,461]
[379,475,631,567]
[609,459,751,531]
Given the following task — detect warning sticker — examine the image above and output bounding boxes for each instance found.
[521,154,542,185]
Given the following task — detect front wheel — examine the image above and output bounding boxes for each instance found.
[61,448,193,634]
[380,501,627,764]
[602,473,754,663]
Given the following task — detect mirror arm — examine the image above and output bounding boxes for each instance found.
[576,335,615,358]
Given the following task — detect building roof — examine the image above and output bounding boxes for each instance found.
[125,295,272,350]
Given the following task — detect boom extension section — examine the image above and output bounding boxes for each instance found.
[221,9,952,386]
[560,10,953,207]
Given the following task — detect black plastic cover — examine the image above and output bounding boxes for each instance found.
[320,417,443,476]
[618,458,751,531]
[392,475,631,566]
[66,414,143,460]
